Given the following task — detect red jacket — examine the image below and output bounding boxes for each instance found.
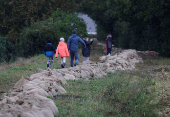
[105,38,108,50]
[55,41,69,57]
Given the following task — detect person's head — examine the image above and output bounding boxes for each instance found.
[60,37,64,42]
[85,37,89,41]
[108,33,112,37]
[72,30,77,34]
[47,39,51,43]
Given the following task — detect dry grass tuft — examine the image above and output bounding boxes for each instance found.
[0,57,38,72]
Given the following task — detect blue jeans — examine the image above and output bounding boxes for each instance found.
[107,48,112,55]
[70,51,79,67]
[47,56,53,67]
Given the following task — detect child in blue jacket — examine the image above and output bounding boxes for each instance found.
[44,39,56,68]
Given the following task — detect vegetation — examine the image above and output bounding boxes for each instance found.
[78,0,170,56]
[18,9,87,57]
[0,1,85,60]
[0,37,15,63]
[53,57,170,117]
[1,0,170,61]
[1,0,170,116]
[54,71,157,117]
[0,0,78,42]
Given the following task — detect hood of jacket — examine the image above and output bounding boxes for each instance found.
[71,34,77,38]
[58,41,66,46]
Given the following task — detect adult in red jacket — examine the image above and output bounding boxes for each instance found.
[55,38,69,68]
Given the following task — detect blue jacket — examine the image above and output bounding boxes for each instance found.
[67,34,86,51]
[44,43,56,57]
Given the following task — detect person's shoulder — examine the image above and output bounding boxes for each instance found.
[77,36,82,39]
[64,42,67,45]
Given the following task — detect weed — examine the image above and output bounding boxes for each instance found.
[47,96,52,99]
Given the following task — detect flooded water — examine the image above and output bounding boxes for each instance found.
[78,13,97,34]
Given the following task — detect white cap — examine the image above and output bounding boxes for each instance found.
[60,37,64,41]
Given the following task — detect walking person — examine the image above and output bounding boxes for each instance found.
[44,39,56,68]
[82,37,93,61]
[67,30,86,67]
[106,34,117,55]
[55,37,69,68]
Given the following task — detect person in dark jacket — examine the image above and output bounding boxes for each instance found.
[67,30,86,67]
[106,34,117,55]
[82,37,93,61]
[44,39,56,68]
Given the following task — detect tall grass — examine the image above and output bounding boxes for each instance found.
[54,71,158,117]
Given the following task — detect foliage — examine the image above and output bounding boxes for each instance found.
[0,36,15,63]
[1,0,170,56]
[0,0,79,43]
[18,9,87,57]
[78,0,170,56]
[47,96,52,99]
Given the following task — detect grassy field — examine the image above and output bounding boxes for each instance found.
[1,44,170,116]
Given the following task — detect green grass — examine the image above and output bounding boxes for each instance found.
[53,57,170,117]
[54,71,158,117]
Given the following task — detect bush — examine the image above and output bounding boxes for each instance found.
[18,9,87,57]
[0,37,15,63]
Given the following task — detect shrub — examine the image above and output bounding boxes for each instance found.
[18,9,87,57]
[0,37,15,63]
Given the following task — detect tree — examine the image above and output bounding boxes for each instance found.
[0,0,79,43]
[18,9,87,57]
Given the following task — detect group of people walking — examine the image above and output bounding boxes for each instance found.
[44,30,116,68]
[44,30,93,68]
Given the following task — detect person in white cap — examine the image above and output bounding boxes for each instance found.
[55,37,69,68]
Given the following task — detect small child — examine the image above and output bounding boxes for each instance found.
[44,39,56,68]
[55,37,69,68]
[82,37,93,61]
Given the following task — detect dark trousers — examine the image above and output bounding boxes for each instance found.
[70,51,79,67]
[107,48,112,55]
